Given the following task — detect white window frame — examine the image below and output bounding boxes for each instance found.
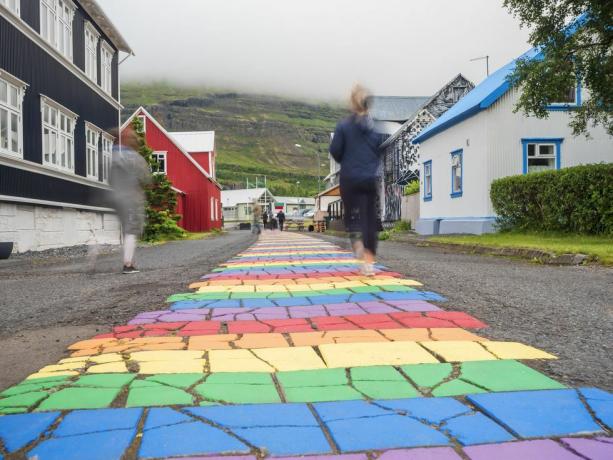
[450,150,463,197]
[100,40,114,95]
[101,132,113,183]
[85,122,101,180]
[40,0,75,60]
[1,0,20,15]
[214,198,218,221]
[152,151,167,175]
[84,21,99,83]
[423,160,432,201]
[41,95,77,173]
[526,143,556,173]
[0,70,27,158]
[210,197,215,221]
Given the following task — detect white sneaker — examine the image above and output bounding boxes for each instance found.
[360,262,375,276]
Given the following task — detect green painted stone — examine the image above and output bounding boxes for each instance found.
[283,385,360,403]
[195,293,229,300]
[460,360,566,392]
[432,379,487,397]
[37,387,120,410]
[205,372,274,385]
[73,374,136,388]
[0,378,68,397]
[0,391,48,409]
[353,381,420,399]
[230,293,269,299]
[126,383,193,407]
[401,363,453,388]
[277,369,347,387]
[319,289,353,295]
[267,292,291,299]
[349,286,383,293]
[350,366,406,382]
[0,407,28,414]
[195,383,281,404]
[379,285,415,292]
[145,374,203,389]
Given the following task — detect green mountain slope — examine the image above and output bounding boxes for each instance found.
[121,82,347,196]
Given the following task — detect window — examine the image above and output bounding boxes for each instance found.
[101,133,113,183]
[423,160,432,201]
[214,198,219,221]
[522,139,563,174]
[450,150,463,197]
[136,115,146,134]
[0,71,26,157]
[210,197,215,221]
[1,0,20,15]
[85,123,101,180]
[84,22,99,83]
[40,0,75,60]
[100,41,114,95]
[41,97,76,172]
[152,151,167,174]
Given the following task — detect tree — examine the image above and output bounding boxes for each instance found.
[131,117,186,242]
[503,0,612,136]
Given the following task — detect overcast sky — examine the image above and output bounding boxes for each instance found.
[99,0,532,101]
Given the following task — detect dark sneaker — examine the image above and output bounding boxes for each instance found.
[122,265,140,274]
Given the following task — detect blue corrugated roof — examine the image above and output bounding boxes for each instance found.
[413,13,588,144]
[413,48,540,144]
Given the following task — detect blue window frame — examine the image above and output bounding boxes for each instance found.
[423,160,432,201]
[521,138,563,174]
[450,149,463,198]
[546,82,582,111]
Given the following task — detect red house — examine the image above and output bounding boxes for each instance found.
[121,107,222,232]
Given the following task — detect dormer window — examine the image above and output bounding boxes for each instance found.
[1,0,20,15]
[40,0,75,60]
[84,22,100,83]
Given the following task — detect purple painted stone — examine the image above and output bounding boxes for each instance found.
[128,318,156,325]
[464,440,583,460]
[275,455,367,460]
[377,448,462,459]
[392,301,441,312]
[289,306,327,318]
[160,313,205,322]
[562,437,613,460]
[171,457,256,460]
[363,305,397,314]
[137,311,166,318]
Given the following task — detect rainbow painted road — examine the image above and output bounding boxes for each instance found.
[1,233,611,460]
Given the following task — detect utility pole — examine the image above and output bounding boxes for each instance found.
[470,55,490,77]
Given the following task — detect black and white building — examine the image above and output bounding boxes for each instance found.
[0,0,132,252]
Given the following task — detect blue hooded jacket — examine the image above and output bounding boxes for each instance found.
[329,114,385,184]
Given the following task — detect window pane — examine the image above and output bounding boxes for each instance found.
[539,144,554,157]
[9,86,17,108]
[59,136,66,167]
[10,112,18,152]
[0,81,7,103]
[50,108,56,126]
[528,157,555,172]
[0,109,7,150]
[67,138,73,169]
[527,144,536,157]
[43,128,50,162]
[50,131,57,164]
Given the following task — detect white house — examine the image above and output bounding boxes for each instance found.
[274,197,315,216]
[221,188,275,225]
[413,47,613,235]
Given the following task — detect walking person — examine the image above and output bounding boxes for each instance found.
[329,84,385,276]
[109,125,152,274]
[252,203,262,235]
[277,209,286,231]
[262,209,269,230]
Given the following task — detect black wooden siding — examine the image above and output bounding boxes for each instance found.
[1,2,121,209]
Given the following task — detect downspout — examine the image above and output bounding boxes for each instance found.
[117,52,134,151]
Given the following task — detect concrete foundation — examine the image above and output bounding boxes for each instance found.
[416,217,496,235]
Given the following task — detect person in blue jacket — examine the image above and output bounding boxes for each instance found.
[329,84,385,276]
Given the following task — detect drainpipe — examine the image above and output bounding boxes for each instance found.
[117,52,134,151]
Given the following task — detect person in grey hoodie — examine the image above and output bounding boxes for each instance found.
[329,85,385,276]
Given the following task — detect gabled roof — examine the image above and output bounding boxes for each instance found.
[121,107,221,189]
[274,196,316,205]
[221,188,273,207]
[370,96,430,122]
[79,0,133,54]
[171,131,215,153]
[413,49,540,144]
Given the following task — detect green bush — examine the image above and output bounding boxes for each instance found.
[404,180,420,196]
[378,230,391,241]
[393,220,411,232]
[490,163,613,235]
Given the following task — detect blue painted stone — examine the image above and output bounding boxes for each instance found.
[29,430,136,460]
[231,426,331,456]
[274,298,311,307]
[0,412,60,452]
[579,388,613,428]
[171,300,212,310]
[348,294,377,302]
[139,410,248,459]
[53,408,142,437]
[421,292,447,301]
[444,413,515,445]
[314,400,449,451]
[188,403,318,427]
[208,300,242,308]
[306,295,349,304]
[468,389,603,438]
[377,398,470,424]
[241,299,275,308]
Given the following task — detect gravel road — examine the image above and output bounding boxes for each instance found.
[315,234,613,391]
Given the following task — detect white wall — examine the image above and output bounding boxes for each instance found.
[0,203,120,253]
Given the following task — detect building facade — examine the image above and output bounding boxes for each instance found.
[221,188,275,226]
[413,49,613,235]
[0,0,132,252]
[122,108,222,233]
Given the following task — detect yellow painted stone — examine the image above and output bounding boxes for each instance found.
[130,350,204,362]
[87,362,129,373]
[481,342,557,360]
[331,281,365,289]
[138,360,206,374]
[290,330,385,347]
[235,333,288,349]
[285,284,312,292]
[306,283,336,291]
[254,285,287,293]
[253,347,326,371]
[71,348,100,357]
[379,329,432,342]
[39,362,86,373]
[319,341,439,368]
[188,334,237,350]
[59,356,91,364]
[88,353,124,364]
[209,350,275,373]
[26,371,78,380]
[430,329,486,341]
[421,341,497,362]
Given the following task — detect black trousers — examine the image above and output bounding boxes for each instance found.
[279,220,285,231]
[340,177,379,254]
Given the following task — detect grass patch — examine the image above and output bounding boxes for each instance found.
[429,232,613,265]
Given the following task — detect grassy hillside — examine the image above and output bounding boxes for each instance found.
[121,82,347,196]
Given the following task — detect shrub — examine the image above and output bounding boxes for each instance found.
[378,230,391,241]
[490,163,613,235]
[393,220,411,232]
[404,180,420,196]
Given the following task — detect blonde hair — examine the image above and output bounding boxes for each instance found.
[349,84,371,115]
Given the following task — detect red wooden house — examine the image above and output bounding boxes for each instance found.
[121,107,222,232]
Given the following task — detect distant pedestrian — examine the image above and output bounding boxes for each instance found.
[109,125,151,274]
[262,210,269,229]
[329,84,385,276]
[252,203,262,235]
[277,210,286,231]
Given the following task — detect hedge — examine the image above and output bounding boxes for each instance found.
[490,163,613,235]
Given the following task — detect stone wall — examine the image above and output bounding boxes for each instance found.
[0,203,120,253]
